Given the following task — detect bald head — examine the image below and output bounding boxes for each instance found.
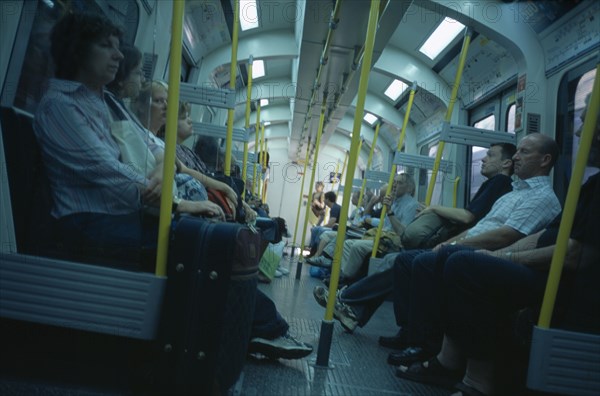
[512,133,559,179]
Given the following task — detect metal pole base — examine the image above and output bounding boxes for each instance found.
[315,320,335,368]
[295,258,303,280]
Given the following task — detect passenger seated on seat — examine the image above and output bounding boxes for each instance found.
[387,133,560,371]
[397,107,600,395]
[312,142,516,332]
[310,189,372,259]
[131,80,238,206]
[359,183,388,229]
[308,191,342,256]
[35,12,311,361]
[34,13,226,263]
[307,174,418,281]
[402,143,516,249]
[102,46,222,203]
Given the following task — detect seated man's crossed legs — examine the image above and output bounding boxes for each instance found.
[388,246,475,367]
[310,248,401,333]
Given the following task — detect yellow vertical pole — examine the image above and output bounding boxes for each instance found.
[155,0,184,276]
[340,150,349,185]
[357,123,380,210]
[259,124,266,201]
[299,97,327,259]
[538,63,599,328]
[316,0,380,368]
[224,0,240,176]
[252,103,261,196]
[425,29,472,205]
[292,136,312,248]
[242,57,254,199]
[370,83,417,258]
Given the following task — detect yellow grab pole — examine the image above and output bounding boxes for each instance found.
[293,136,312,248]
[252,102,261,196]
[299,98,327,258]
[452,177,461,208]
[538,63,599,328]
[241,57,254,199]
[357,123,380,209]
[317,0,380,367]
[340,150,349,188]
[224,0,240,176]
[370,83,416,258]
[259,124,266,202]
[425,28,472,206]
[155,0,184,276]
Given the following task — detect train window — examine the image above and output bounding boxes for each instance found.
[555,60,597,202]
[473,114,496,130]
[469,114,496,199]
[9,0,138,114]
[506,103,516,134]
[417,143,442,204]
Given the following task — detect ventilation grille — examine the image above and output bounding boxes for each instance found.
[527,113,541,134]
[142,53,158,81]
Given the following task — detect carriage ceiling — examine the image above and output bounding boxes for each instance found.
[181,0,591,168]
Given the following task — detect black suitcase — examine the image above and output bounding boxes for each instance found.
[156,216,260,395]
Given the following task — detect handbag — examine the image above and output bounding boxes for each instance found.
[207,188,236,222]
[110,120,157,177]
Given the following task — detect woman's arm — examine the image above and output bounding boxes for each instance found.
[180,164,237,203]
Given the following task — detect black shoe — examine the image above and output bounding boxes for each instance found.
[378,330,407,350]
[395,357,463,389]
[387,346,431,366]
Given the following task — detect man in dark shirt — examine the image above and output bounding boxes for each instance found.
[308,191,341,253]
[313,143,516,332]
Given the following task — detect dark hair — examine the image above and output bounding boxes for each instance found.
[324,191,337,203]
[194,136,222,172]
[51,12,123,80]
[106,45,142,94]
[491,142,517,161]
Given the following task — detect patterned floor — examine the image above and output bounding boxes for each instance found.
[233,248,449,396]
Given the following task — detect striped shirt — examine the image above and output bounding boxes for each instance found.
[466,175,560,237]
[34,79,147,218]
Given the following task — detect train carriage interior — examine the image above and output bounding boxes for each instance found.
[1,0,599,395]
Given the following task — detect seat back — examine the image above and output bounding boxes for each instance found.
[0,106,57,254]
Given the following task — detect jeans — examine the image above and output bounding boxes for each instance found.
[251,289,289,340]
[443,249,547,358]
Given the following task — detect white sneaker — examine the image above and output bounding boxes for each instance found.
[248,333,313,359]
[306,255,332,268]
[312,286,358,333]
[277,265,290,275]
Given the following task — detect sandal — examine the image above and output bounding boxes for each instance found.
[396,357,463,389]
[451,381,487,396]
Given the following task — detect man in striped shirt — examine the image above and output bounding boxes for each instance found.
[388,133,561,367]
